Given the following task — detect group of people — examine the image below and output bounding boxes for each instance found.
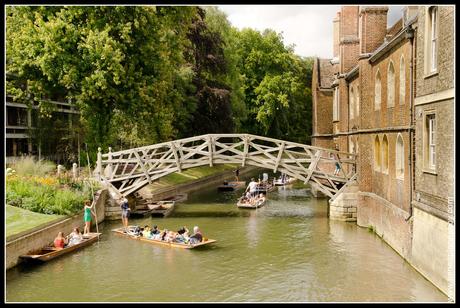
[54,227,85,249]
[127,225,204,244]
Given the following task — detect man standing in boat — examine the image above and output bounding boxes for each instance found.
[120,197,130,232]
[245,178,258,198]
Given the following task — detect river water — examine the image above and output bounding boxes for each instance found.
[6,171,448,302]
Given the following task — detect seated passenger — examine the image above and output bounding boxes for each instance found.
[161,229,169,241]
[175,226,189,243]
[54,232,67,249]
[189,226,203,244]
[67,227,83,246]
[151,225,161,235]
[256,193,266,206]
[143,226,151,238]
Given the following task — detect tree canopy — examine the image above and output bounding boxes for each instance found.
[6,6,314,163]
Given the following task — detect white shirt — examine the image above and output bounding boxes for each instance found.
[248,181,258,192]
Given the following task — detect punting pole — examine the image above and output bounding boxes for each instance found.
[86,144,99,241]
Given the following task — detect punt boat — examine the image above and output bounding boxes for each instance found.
[19,232,101,263]
[236,196,267,209]
[111,226,216,249]
[217,181,246,191]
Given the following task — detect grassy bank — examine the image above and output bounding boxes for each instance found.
[6,205,64,238]
[153,164,239,188]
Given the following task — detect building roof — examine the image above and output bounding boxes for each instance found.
[317,58,335,89]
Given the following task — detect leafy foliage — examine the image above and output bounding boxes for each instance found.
[7,6,314,157]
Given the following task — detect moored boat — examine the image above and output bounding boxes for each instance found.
[217,181,246,191]
[19,232,101,263]
[274,177,296,186]
[112,226,216,249]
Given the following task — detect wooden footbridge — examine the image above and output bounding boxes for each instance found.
[95,134,356,201]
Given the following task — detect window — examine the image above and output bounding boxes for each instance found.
[333,87,339,121]
[356,85,360,117]
[349,86,355,119]
[382,135,389,173]
[396,134,404,179]
[375,70,381,110]
[374,136,381,171]
[424,113,436,170]
[426,6,438,74]
[387,61,395,107]
[399,56,406,105]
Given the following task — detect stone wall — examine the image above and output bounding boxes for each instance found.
[328,181,358,222]
[410,207,455,300]
[6,189,108,270]
[356,191,412,258]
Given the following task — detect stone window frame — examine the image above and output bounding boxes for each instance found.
[423,109,437,174]
[355,84,360,118]
[375,69,381,111]
[374,135,381,171]
[349,85,355,119]
[333,87,340,122]
[424,6,439,77]
[399,55,406,105]
[395,133,404,180]
[382,134,389,174]
[387,60,395,108]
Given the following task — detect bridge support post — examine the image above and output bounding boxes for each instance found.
[96,147,102,180]
[328,180,358,222]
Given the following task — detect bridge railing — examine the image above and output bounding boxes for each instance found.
[95,134,356,199]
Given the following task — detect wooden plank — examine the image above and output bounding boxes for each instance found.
[273,142,285,173]
[170,142,182,172]
[133,150,152,184]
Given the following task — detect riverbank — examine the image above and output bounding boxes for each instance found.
[6,164,257,269]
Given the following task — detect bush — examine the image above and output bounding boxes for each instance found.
[6,171,94,216]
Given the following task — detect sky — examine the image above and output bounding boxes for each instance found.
[218,5,405,59]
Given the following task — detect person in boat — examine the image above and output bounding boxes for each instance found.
[175,226,190,243]
[160,229,169,241]
[54,232,67,249]
[83,200,96,235]
[189,226,203,244]
[256,193,266,206]
[120,197,130,232]
[67,227,83,246]
[245,178,259,198]
[143,225,151,238]
[151,225,160,235]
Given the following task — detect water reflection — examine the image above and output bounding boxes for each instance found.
[6,170,448,302]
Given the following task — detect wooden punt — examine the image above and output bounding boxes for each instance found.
[217,181,246,191]
[274,177,296,186]
[147,200,175,217]
[254,183,276,193]
[19,232,101,263]
[237,197,266,209]
[111,227,216,249]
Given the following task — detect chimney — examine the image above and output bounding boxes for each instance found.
[339,6,360,73]
[359,6,389,54]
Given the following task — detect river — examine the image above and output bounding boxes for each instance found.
[6,171,448,302]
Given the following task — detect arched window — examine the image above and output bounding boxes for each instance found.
[349,86,355,119]
[396,134,404,179]
[355,85,360,117]
[400,56,406,105]
[375,70,381,110]
[374,136,381,170]
[382,135,389,173]
[387,61,395,107]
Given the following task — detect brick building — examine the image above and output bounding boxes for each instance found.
[311,5,455,299]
